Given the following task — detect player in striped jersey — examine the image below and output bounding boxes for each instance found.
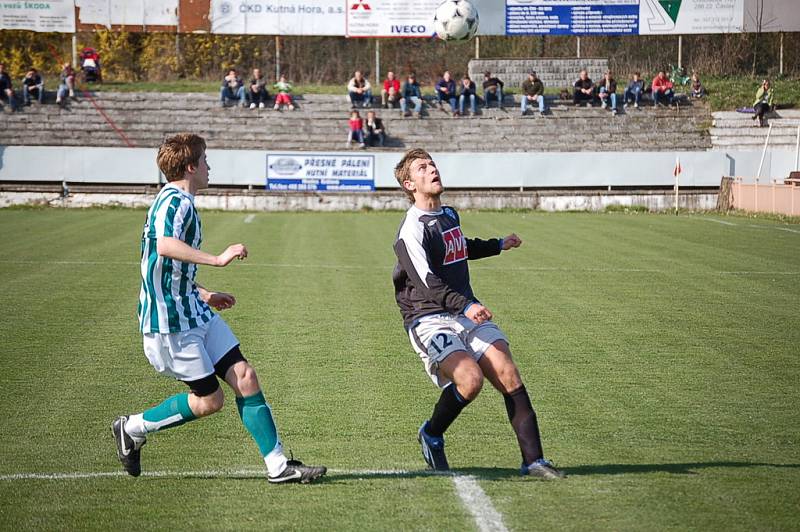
[112,133,325,484]
[392,148,564,480]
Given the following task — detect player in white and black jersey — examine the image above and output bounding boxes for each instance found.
[392,148,564,480]
[112,133,325,484]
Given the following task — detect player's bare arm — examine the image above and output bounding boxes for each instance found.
[157,236,248,267]
[196,284,236,311]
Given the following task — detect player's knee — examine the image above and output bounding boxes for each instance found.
[459,370,484,401]
[233,362,260,395]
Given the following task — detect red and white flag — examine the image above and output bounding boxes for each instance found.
[673,156,682,177]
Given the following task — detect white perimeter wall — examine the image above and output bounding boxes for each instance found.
[0,146,796,188]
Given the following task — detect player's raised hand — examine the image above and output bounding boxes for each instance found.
[206,291,236,311]
[502,233,522,250]
[466,303,493,324]
[215,243,248,267]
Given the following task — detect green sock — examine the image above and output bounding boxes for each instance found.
[236,392,279,456]
[138,392,197,433]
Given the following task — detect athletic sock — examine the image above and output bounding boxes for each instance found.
[503,385,544,465]
[125,392,197,440]
[236,392,286,477]
[427,384,470,437]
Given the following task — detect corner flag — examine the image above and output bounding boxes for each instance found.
[673,156,682,177]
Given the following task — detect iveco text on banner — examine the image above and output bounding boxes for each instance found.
[346,0,439,37]
[0,0,75,32]
[211,0,345,35]
[267,154,375,191]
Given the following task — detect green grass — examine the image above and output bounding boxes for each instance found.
[0,209,798,530]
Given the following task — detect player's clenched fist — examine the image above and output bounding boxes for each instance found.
[216,243,248,267]
[502,233,522,250]
[465,303,493,324]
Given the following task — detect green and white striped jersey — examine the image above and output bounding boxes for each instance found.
[138,183,213,333]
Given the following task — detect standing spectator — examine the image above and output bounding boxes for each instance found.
[458,75,477,116]
[365,110,386,147]
[690,72,705,99]
[400,73,423,119]
[348,70,372,108]
[220,69,246,107]
[381,71,400,109]
[248,68,269,109]
[520,71,545,117]
[22,68,44,106]
[651,71,674,107]
[752,79,774,128]
[573,69,594,107]
[0,63,18,111]
[273,75,295,111]
[56,62,76,105]
[623,72,644,109]
[346,110,365,148]
[435,71,457,113]
[482,71,504,109]
[597,70,618,115]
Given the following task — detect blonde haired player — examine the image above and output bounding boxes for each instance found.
[112,133,325,483]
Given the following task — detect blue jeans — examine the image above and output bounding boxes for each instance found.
[653,89,674,106]
[521,94,544,114]
[436,91,457,112]
[220,86,246,106]
[624,87,641,106]
[484,87,503,108]
[459,94,476,114]
[23,85,44,104]
[400,96,422,114]
[347,129,364,144]
[349,90,373,107]
[598,88,617,110]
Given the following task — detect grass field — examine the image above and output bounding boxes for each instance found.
[0,208,798,531]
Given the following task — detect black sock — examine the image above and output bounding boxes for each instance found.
[504,385,544,465]
[427,384,470,437]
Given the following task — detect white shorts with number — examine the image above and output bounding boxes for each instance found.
[408,313,508,389]
[142,314,239,382]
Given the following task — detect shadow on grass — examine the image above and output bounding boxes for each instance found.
[563,461,800,477]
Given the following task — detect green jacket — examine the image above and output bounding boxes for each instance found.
[754,86,773,107]
[274,80,292,94]
[522,78,544,97]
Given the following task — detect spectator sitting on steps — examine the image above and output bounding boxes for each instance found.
[573,69,594,107]
[623,72,643,109]
[458,75,477,116]
[690,72,705,99]
[347,109,365,148]
[248,68,270,109]
[56,62,75,105]
[752,78,774,128]
[521,71,545,117]
[382,71,400,109]
[348,70,372,109]
[220,68,246,107]
[22,68,44,106]
[400,73,423,119]
[365,110,386,147]
[435,71,457,113]
[0,63,18,112]
[482,71,504,109]
[651,71,674,107]
[596,70,618,115]
[273,75,295,111]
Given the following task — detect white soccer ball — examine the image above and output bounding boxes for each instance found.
[433,0,479,41]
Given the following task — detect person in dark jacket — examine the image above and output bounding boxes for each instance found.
[22,68,44,105]
[521,71,545,116]
[365,110,386,147]
[623,72,644,109]
[248,68,270,109]
[0,63,18,111]
[391,148,565,480]
[400,73,423,118]
[482,71,504,109]
[458,75,477,116]
[435,71,457,113]
[220,69,246,107]
[573,69,594,107]
[596,70,618,115]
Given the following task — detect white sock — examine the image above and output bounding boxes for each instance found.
[123,413,147,446]
[264,444,288,477]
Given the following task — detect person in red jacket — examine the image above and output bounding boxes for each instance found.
[382,71,401,109]
[651,71,674,107]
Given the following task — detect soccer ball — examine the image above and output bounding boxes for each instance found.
[433,0,479,41]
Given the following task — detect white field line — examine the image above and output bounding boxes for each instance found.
[452,475,509,532]
[1,260,797,276]
[698,218,738,226]
[694,217,800,234]
[243,214,256,224]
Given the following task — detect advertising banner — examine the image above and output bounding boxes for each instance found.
[75,0,178,28]
[267,153,375,191]
[506,0,744,35]
[210,0,345,35]
[346,0,439,38]
[0,0,75,32]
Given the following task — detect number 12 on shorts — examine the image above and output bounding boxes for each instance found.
[430,333,453,354]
